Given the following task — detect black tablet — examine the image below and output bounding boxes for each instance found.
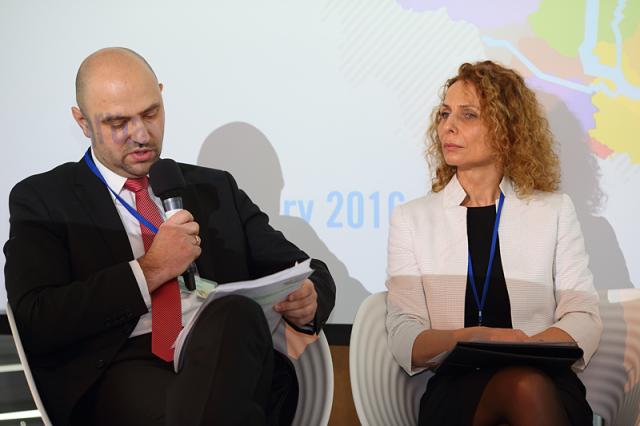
[436,341,583,375]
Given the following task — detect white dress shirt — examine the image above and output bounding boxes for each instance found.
[91,150,201,338]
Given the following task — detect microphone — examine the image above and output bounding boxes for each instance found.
[149,159,198,291]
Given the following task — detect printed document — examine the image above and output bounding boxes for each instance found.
[173,259,313,372]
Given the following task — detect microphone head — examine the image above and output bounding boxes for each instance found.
[149,159,186,200]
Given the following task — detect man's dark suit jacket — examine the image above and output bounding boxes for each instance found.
[4,153,336,425]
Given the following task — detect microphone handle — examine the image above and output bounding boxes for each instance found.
[182,265,198,291]
[163,197,199,291]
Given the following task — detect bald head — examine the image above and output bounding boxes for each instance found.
[75,47,158,113]
[71,47,165,178]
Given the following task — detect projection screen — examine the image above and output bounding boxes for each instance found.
[1,0,638,323]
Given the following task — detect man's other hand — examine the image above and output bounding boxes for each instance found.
[274,279,318,328]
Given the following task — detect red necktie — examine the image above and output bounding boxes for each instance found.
[125,177,182,362]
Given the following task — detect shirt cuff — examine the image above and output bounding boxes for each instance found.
[129,260,152,309]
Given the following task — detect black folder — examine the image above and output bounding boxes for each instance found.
[435,341,583,375]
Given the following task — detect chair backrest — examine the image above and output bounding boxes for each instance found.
[350,291,640,426]
[577,289,640,426]
[6,304,52,426]
[291,331,334,426]
[350,292,431,426]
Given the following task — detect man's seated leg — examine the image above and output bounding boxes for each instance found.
[72,334,173,426]
[167,295,276,426]
[268,350,299,426]
[73,295,294,426]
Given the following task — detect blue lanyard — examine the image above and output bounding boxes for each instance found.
[467,192,505,326]
[83,151,159,234]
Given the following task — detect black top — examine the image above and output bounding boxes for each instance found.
[464,205,512,328]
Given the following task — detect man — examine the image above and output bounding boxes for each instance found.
[4,47,335,425]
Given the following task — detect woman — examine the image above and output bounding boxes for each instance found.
[386,61,602,426]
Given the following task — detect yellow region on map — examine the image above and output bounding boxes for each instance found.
[622,27,640,86]
[590,86,640,163]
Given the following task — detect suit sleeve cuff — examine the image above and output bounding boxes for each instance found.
[129,260,151,309]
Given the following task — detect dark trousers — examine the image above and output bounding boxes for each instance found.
[73,295,298,426]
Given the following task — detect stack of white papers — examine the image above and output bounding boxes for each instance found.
[173,259,314,372]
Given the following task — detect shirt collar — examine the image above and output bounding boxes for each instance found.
[443,173,515,207]
[90,149,129,194]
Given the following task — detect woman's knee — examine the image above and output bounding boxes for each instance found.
[498,366,557,406]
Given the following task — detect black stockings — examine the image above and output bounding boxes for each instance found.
[472,366,570,426]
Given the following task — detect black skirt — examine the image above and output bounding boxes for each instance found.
[418,366,593,426]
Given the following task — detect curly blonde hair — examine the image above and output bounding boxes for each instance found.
[426,61,560,196]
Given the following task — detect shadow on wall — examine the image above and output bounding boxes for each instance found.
[197,122,371,323]
[539,92,633,290]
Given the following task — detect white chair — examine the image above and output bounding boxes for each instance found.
[350,291,640,426]
[349,292,429,426]
[6,304,52,426]
[577,289,640,426]
[291,331,334,426]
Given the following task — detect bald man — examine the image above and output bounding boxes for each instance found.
[4,48,335,426]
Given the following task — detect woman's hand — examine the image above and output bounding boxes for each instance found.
[412,326,531,368]
[460,326,531,343]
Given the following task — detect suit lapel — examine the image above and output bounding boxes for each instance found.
[180,174,213,277]
[73,154,134,264]
[182,184,207,236]
[178,164,227,280]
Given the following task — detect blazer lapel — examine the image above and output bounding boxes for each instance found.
[497,178,523,287]
[73,154,133,264]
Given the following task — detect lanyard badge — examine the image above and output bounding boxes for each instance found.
[467,192,505,326]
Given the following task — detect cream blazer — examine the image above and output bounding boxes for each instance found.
[386,175,602,375]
